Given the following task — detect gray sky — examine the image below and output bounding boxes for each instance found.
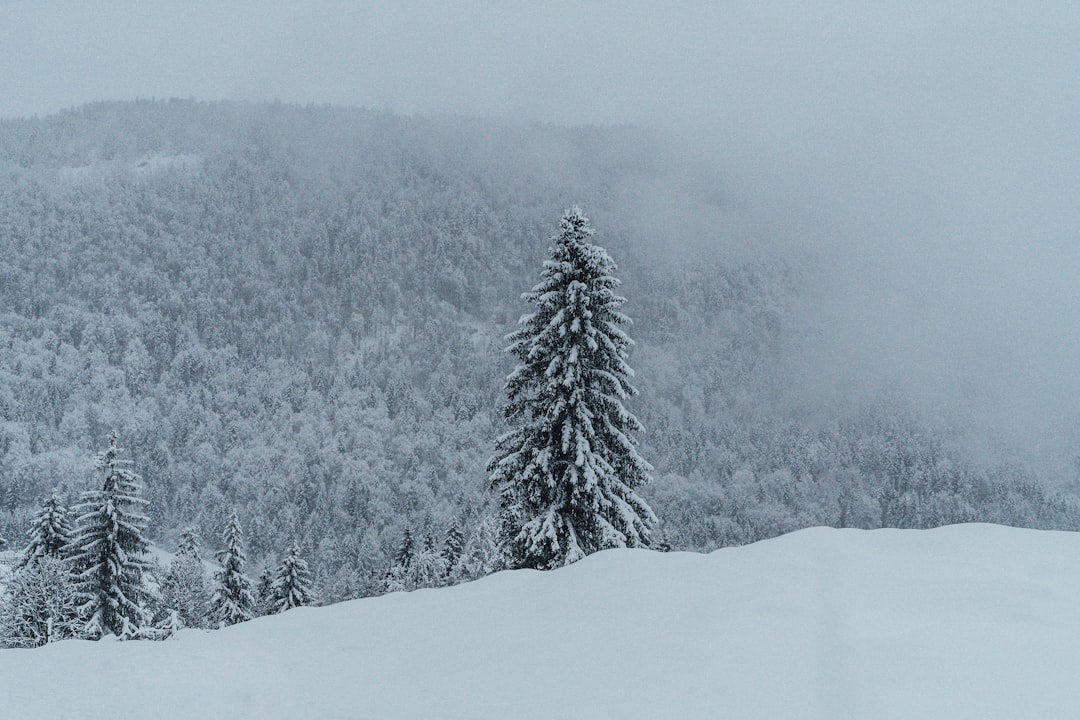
[2,3,1071,127]
[3,1,1080,469]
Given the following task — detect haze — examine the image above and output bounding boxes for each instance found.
[2,1,1079,476]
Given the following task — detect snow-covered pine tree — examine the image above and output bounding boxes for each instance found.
[69,433,152,638]
[18,494,73,569]
[254,566,274,616]
[488,207,658,570]
[396,528,414,570]
[385,528,418,592]
[268,543,315,613]
[442,523,464,578]
[211,510,254,626]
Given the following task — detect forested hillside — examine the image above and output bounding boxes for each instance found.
[0,100,1075,600]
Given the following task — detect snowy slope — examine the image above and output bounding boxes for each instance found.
[1,524,1078,719]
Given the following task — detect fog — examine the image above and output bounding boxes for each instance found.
[2,2,1079,476]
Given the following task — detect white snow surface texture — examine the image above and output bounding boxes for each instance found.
[1,523,1076,719]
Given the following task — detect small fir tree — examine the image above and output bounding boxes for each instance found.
[442,523,464,578]
[488,207,657,570]
[69,433,152,637]
[211,510,254,626]
[395,528,415,570]
[18,494,73,569]
[385,528,420,592]
[268,543,314,613]
[254,566,275,616]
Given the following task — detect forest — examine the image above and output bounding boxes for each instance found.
[0,100,1077,605]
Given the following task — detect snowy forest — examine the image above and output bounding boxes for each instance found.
[0,100,1078,625]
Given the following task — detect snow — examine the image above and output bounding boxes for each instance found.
[1,523,1078,719]
[146,544,219,577]
[56,155,201,183]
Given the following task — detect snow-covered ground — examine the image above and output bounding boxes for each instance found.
[1,523,1077,719]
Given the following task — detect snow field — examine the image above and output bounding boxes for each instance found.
[1,523,1077,719]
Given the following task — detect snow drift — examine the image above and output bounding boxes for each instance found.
[1,523,1077,719]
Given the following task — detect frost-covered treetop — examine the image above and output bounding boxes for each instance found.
[506,206,637,416]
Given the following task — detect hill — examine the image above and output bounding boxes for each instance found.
[0,101,1075,597]
[1,524,1076,719]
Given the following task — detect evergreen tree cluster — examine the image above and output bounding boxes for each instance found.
[382,520,493,592]
[0,435,316,647]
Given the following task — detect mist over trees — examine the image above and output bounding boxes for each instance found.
[0,100,1076,603]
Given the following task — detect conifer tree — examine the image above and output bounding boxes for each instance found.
[488,207,657,570]
[69,433,152,637]
[254,566,275,616]
[385,528,422,592]
[18,494,73,569]
[395,528,415,570]
[176,527,201,559]
[442,523,464,578]
[211,510,254,626]
[268,543,315,612]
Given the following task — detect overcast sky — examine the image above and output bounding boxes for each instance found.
[3,1,1080,469]
[0,3,1072,125]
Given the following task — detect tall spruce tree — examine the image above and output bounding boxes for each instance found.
[488,207,657,569]
[18,494,73,569]
[211,510,254,626]
[69,433,152,637]
[268,543,314,613]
